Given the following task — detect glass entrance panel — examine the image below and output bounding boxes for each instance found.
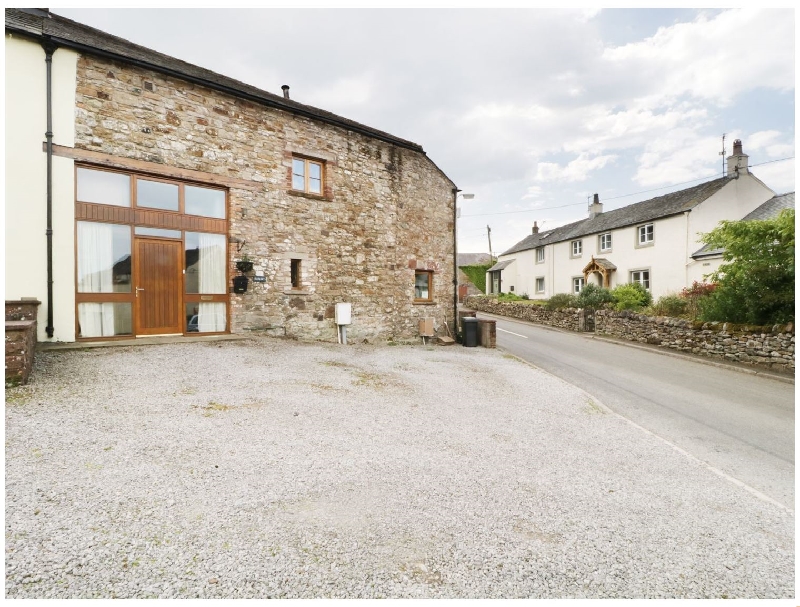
[77,221,131,293]
[185,232,226,294]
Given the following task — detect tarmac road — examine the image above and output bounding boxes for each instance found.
[478,312,795,510]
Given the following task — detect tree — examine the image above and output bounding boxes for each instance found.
[699,208,794,325]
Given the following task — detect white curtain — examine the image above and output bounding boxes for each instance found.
[77,222,115,337]
[197,233,226,332]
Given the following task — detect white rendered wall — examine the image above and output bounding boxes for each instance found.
[5,34,78,342]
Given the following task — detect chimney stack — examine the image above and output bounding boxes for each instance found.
[281,85,290,99]
[588,193,603,219]
[727,139,748,177]
[532,221,539,234]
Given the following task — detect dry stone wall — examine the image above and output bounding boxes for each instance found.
[465,296,795,372]
[74,55,455,343]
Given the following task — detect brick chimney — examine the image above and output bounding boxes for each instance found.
[727,139,749,177]
[532,221,539,234]
[588,193,603,219]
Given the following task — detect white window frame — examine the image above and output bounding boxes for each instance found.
[535,277,545,294]
[573,277,585,293]
[637,223,654,247]
[571,240,582,257]
[599,232,612,252]
[630,269,651,290]
[536,247,545,263]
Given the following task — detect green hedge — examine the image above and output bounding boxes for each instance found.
[459,264,492,293]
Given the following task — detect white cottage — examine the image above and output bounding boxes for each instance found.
[490,141,776,300]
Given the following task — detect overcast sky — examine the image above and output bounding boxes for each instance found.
[54,7,795,256]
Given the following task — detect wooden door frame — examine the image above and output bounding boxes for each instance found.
[133,236,185,336]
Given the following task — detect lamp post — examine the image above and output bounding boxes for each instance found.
[454,191,474,336]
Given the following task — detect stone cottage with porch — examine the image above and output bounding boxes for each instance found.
[5,8,457,346]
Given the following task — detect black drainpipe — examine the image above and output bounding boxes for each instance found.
[452,188,459,339]
[43,40,57,338]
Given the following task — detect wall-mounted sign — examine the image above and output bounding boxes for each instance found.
[252,276,266,283]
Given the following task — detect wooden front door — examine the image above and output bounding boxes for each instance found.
[134,238,183,335]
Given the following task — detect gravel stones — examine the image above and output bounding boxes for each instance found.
[5,338,794,598]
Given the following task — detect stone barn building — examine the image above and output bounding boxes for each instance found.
[5,9,457,345]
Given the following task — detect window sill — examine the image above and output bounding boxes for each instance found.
[287,189,331,202]
[635,241,654,249]
[413,300,436,305]
[283,288,310,295]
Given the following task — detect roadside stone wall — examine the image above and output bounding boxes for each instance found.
[74,55,455,343]
[464,296,582,332]
[465,296,795,372]
[595,310,795,372]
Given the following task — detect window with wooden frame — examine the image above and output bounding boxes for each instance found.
[599,232,612,252]
[535,277,545,293]
[536,247,545,263]
[292,157,324,195]
[74,165,229,339]
[573,277,585,293]
[571,239,582,257]
[414,270,433,302]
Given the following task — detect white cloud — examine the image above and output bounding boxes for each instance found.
[535,153,618,182]
[602,9,794,104]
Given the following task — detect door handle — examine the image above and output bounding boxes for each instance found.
[136,287,145,298]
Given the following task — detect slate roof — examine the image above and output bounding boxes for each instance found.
[691,192,795,259]
[5,8,441,160]
[585,257,617,271]
[487,259,515,272]
[457,253,493,267]
[501,177,730,256]
[742,192,794,221]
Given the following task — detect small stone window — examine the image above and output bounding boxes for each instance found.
[414,271,433,302]
[292,157,323,195]
[599,233,612,252]
[573,277,585,293]
[536,247,545,263]
[571,240,582,257]
[291,259,301,289]
[535,277,545,293]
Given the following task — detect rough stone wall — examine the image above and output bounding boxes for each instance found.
[5,320,37,386]
[74,56,455,342]
[464,296,582,332]
[6,300,41,322]
[465,296,795,372]
[595,310,795,372]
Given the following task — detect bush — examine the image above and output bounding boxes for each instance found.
[610,282,652,311]
[698,208,794,324]
[574,283,613,309]
[545,293,577,310]
[651,294,688,317]
[679,281,716,318]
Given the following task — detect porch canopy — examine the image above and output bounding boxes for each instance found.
[583,256,616,288]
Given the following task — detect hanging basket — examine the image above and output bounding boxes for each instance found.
[236,260,254,273]
[232,275,249,294]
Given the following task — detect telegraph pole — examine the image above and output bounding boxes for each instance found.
[487,225,493,263]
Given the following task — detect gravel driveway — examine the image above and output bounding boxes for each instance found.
[5,338,794,598]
